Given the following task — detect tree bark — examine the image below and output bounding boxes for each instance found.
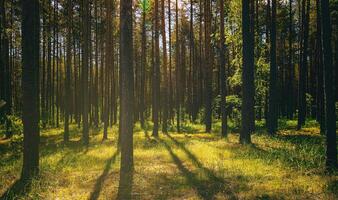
[268,0,277,134]
[320,0,337,171]
[240,0,254,144]
[219,0,227,137]
[64,0,72,143]
[161,0,168,133]
[152,0,160,137]
[204,0,212,132]
[118,0,134,176]
[21,0,40,180]
[82,0,90,145]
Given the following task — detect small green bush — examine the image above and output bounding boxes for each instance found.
[0,115,23,138]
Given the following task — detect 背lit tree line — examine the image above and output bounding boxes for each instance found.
[0,0,337,182]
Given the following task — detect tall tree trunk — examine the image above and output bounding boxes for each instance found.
[315,0,325,133]
[104,0,113,140]
[117,0,134,196]
[21,0,40,180]
[140,6,147,129]
[0,0,4,120]
[287,0,294,119]
[268,0,277,134]
[320,0,337,171]
[161,0,168,133]
[168,0,173,123]
[175,0,180,133]
[240,0,254,144]
[94,0,99,128]
[152,0,160,137]
[204,0,212,132]
[64,0,72,142]
[297,0,309,129]
[219,0,227,137]
[82,0,90,145]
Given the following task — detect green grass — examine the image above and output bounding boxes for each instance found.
[0,120,337,199]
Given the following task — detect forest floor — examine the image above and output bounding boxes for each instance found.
[0,120,337,200]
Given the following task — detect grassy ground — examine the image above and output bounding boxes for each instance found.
[0,120,337,200]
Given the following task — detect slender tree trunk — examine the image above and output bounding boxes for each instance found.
[175,0,180,133]
[82,0,90,145]
[161,0,168,133]
[21,0,40,180]
[287,0,294,119]
[219,0,227,137]
[140,7,147,129]
[152,0,160,137]
[94,0,99,128]
[315,0,325,133]
[268,0,277,134]
[64,0,72,143]
[103,0,113,140]
[297,0,309,129]
[204,0,212,132]
[168,0,174,124]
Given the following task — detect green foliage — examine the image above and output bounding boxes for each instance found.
[212,95,242,128]
[139,0,150,13]
[255,57,269,114]
[226,95,242,127]
[0,115,23,137]
[306,93,314,116]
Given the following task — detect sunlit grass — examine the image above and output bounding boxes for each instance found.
[0,120,337,199]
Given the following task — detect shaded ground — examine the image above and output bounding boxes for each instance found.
[0,121,337,199]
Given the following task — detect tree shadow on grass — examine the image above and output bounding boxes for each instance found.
[40,139,89,158]
[157,136,237,200]
[0,178,32,200]
[275,133,323,146]
[164,133,225,175]
[88,149,120,200]
[224,140,324,171]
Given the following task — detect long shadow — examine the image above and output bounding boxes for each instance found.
[0,179,32,200]
[223,140,324,170]
[275,134,323,146]
[88,149,120,200]
[158,137,237,200]
[165,133,230,181]
[41,139,89,159]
